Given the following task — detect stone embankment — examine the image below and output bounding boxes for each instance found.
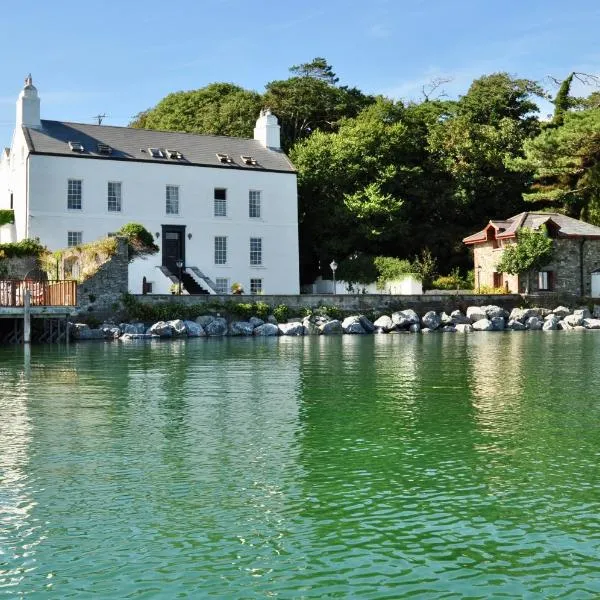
[71,304,600,341]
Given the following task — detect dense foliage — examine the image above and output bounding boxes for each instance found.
[131,62,600,284]
[117,223,159,261]
[0,238,47,259]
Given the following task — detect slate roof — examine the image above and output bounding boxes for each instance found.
[463,212,600,244]
[23,120,295,173]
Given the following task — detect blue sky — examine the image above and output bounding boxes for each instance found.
[1,0,599,144]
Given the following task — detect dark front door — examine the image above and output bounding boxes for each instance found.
[162,225,186,274]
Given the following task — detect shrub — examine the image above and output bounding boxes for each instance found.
[431,268,472,290]
[117,223,159,261]
[254,301,270,320]
[272,304,290,323]
[477,285,507,295]
[0,238,47,259]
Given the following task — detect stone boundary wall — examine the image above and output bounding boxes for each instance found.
[133,293,525,314]
[76,238,129,316]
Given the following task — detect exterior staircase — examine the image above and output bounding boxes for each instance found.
[157,265,214,295]
[185,267,218,295]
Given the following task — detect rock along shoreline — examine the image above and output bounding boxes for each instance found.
[71,304,600,341]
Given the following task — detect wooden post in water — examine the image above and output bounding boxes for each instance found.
[23,289,31,344]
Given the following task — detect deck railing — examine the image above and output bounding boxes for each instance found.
[0,280,78,307]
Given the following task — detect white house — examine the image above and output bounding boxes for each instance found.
[0,76,300,295]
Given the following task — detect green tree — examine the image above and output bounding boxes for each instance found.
[496,226,554,292]
[552,73,575,125]
[129,83,263,137]
[264,58,373,151]
[516,108,600,223]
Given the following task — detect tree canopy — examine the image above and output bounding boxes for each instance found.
[129,60,600,284]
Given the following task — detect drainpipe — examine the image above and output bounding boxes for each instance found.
[580,238,586,298]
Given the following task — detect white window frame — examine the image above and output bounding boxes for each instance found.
[250,278,263,295]
[107,181,122,212]
[250,237,262,266]
[214,188,227,218]
[214,277,229,294]
[214,236,227,265]
[67,231,82,247]
[249,190,261,218]
[67,179,82,210]
[166,185,179,215]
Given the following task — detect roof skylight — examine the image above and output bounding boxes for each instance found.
[241,155,257,165]
[68,141,84,152]
[97,143,112,154]
[216,152,233,164]
[148,148,165,158]
[167,149,183,160]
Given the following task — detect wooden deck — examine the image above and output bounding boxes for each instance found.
[0,280,77,343]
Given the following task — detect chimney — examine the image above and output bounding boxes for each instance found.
[16,74,41,129]
[253,109,280,149]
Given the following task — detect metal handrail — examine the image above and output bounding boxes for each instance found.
[0,279,78,307]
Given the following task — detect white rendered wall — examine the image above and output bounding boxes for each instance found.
[27,155,299,294]
[0,128,29,241]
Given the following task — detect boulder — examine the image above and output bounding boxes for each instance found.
[449,310,471,325]
[574,307,591,320]
[73,325,105,340]
[148,321,173,337]
[563,313,584,327]
[472,318,494,331]
[267,315,278,325]
[253,323,280,336]
[490,316,505,331]
[507,319,526,331]
[421,327,433,333]
[121,322,146,334]
[373,315,394,332]
[302,318,320,335]
[342,316,367,334]
[558,320,574,331]
[421,311,441,330]
[455,324,474,333]
[543,315,560,330]
[278,322,306,336]
[120,332,157,340]
[441,325,456,333]
[101,326,121,339]
[409,323,421,333]
[184,320,206,337]
[358,315,375,333]
[508,308,539,323]
[552,306,571,319]
[392,309,419,328]
[466,306,486,323]
[583,318,600,329]
[196,315,215,327]
[319,320,343,335]
[168,319,187,335]
[593,305,600,319]
[249,316,265,328]
[229,321,254,336]
[484,305,508,320]
[205,317,228,336]
[526,316,544,330]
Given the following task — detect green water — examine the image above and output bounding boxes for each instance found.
[1,333,600,598]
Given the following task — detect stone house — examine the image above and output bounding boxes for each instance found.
[463,212,600,297]
[0,76,299,296]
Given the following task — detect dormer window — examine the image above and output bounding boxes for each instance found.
[241,155,257,165]
[148,148,165,158]
[167,149,183,160]
[68,141,84,152]
[97,143,112,154]
[216,152,233,164]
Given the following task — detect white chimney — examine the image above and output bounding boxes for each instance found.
[254,109,281,149]
[16,74,41,129]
